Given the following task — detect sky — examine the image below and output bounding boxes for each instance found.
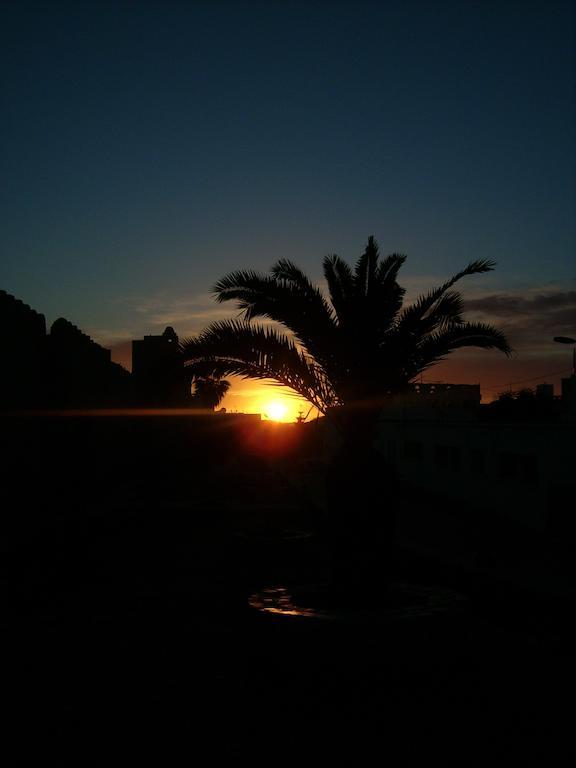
[1,0,575,415]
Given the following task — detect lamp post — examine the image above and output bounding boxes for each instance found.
[553,336,576,376]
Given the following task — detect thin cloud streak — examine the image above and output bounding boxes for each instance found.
[465,290,576,316]
[463,287,576,354]
[111,292,236,329]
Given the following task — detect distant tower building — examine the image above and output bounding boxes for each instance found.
[561,375,576,419]
[132,326,190,407]
[536,383,554,400]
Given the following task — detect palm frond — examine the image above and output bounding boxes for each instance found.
[354,235,379,297]
[409,321,512,378]
[323,253,355,326]
[375,253,407,285]
[399,259,496,332]
[432,320,511,354]
[211,264,337,365]
[212,270,277,318]
[369,253,407,335]
[271,258,325,299]
[270,257,336,328]
[180,320,339,414]
[415,289,465,334]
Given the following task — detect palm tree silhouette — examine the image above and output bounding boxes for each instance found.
[190,376,230,410]
[181,236,510,422]
[181,236,510,597]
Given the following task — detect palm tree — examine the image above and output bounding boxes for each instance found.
[180,237,510,595]
[181,236,510,425]
[190,376,230,410]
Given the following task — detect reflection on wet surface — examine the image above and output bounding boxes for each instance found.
[249,583,467,622]
[249,586,332,619]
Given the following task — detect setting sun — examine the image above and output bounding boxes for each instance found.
[266,401,288,421]
[219,378,316,422]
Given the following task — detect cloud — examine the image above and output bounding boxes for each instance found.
[90,290,287,369]
[86,327,135,344]
[102,292,243,341]
[464,290,576,316]
[461,288,576,354]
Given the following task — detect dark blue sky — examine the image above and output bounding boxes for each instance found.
[1,0,575,401]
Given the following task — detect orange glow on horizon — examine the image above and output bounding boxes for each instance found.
[217,351,571,415]
[220,378,314,422]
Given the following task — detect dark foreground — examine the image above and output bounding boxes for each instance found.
[2,414,575,759]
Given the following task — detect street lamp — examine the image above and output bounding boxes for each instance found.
[553,336,576,376]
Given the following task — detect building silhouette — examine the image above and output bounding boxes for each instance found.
[379,383,481,421]
[323,380,575,531]
[0,290,48,409]
[46,317,131,408]
[536,383,554,401]
[0,290,130,409]
[132,326,191,407]
[561,374,576,418]
[0,290,197,410]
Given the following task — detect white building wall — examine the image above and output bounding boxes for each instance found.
[375,419,574,528]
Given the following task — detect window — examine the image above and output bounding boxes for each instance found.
[497,452,538,484]
[404,441,423,461]
[469,448,486,475]
[434,444,461,472]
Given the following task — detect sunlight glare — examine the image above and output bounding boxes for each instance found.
[267,401,288,421]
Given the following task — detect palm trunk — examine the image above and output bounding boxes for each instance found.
[324,406,397,602]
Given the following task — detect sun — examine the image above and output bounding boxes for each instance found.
[220,381,312,422]
[267,401,288,421]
